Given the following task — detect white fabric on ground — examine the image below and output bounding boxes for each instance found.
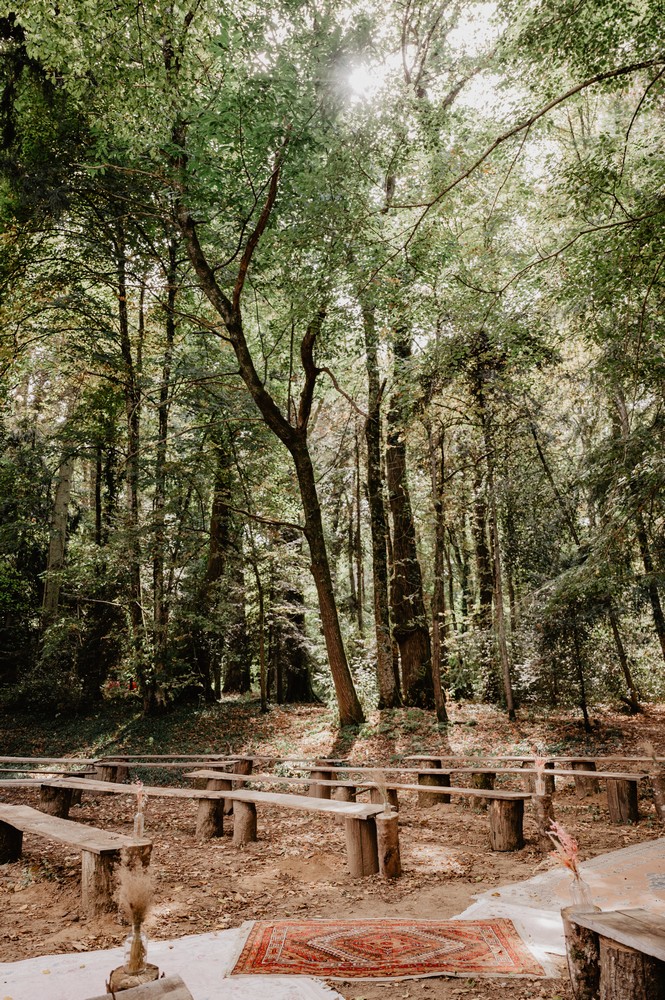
[0,925,343,1000]
[457,836,665,960]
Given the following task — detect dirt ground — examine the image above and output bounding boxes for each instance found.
[1,701,664,1000]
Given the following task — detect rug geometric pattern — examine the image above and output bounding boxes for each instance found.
[230,919,545,980]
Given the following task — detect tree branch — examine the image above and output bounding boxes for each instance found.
[233,128,291,313]
[297,308,326,429]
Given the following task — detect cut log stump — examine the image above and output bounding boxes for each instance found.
[225,759,252,815]
[606,779,639,824]
[417,761,450,807]
[232,800,257,845]
[532,793,556,852]
[345,816,379,877]
[0,819,22,863]
[467,772,495,810]
[571,760,600,797]
[561,905,601,1000]
[39,784,73,818]
[599,935,665,1000]
[195,778,227,840]
[376,812,401,879]
[309,768,335,800]
[488,797,524,851]
[369,787,399,812]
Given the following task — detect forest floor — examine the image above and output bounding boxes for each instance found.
[0,697,664,1000]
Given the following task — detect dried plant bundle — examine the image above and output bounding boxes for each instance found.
[547,820,580,877]
[118,864,153,974]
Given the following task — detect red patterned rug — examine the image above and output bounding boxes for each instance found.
[230,919,545,980]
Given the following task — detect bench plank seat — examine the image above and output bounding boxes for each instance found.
[570,908,665,962]
[0,802,151,917]
[37,777,385,878]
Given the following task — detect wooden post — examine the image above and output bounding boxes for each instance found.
[0,820,22,862]
[309,768,335,799]
[81,850,115,917]
[369,787,399,812]
[225,759,252,815]
[417,761,450,806]
[652,773,665,824]
[571,760,599,797]
[332,785,356,803]
[376,812,401,879]
[532,793,556,852]
[232,800,257,845]
[606,779,639,824]
[345,816,378,877]
[561,905,601,1000]
[488,798,524,851]
[195,781,225,840]
[39,784,73,818]
[69,770,89,806]
[599,935,665,1000]
[467,772,495,810]
[332,785,356,826]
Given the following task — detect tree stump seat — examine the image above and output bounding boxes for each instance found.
[563,907,665,999]
[0,802,151,917]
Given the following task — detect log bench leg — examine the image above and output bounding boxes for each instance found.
[0,821,22,863]
[532,793,556,852]
[196,778,228,839]
[309,769,334,799]
[345,817,379,877]
[40,785,73,818]
[232,801,257,845]
[332,785,356,804]
[80,842,152,919]
[571,760,599,798]
[81,850,115,917]
[196,799,224,840]
[561,905,601,1000]
[606,779,639,824]
[225,760,252,815]
[69,771,89,806]
[332,786,356,826]
[467,772,495,810]
[488,798,524,851]
[376,813,401,879]
[369,788,399,812]
[417,771,450,807]
[599,934,665,1000]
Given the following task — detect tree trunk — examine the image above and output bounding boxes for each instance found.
[116,227,146,707]
[152,237,178,707]
[386,325,433,708]
[293,439,364,724]
[354,428,365,633]
[266,526,316,702]
[425,420,449,724]
[178,205,364,725]
[361,303,400,708]
[42,450,75,621]
[471,335,514,718]
[615,393,665,664]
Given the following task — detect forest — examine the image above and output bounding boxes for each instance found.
[1,0,664,729]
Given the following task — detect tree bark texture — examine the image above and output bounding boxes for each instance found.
[42,450,75,621]
[361,303,400,708]
[386,325,434,708]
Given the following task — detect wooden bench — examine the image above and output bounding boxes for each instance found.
[0,802,151,916]
[189,769,528,852]
[39,777,391,879]
[563,907,665,999]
